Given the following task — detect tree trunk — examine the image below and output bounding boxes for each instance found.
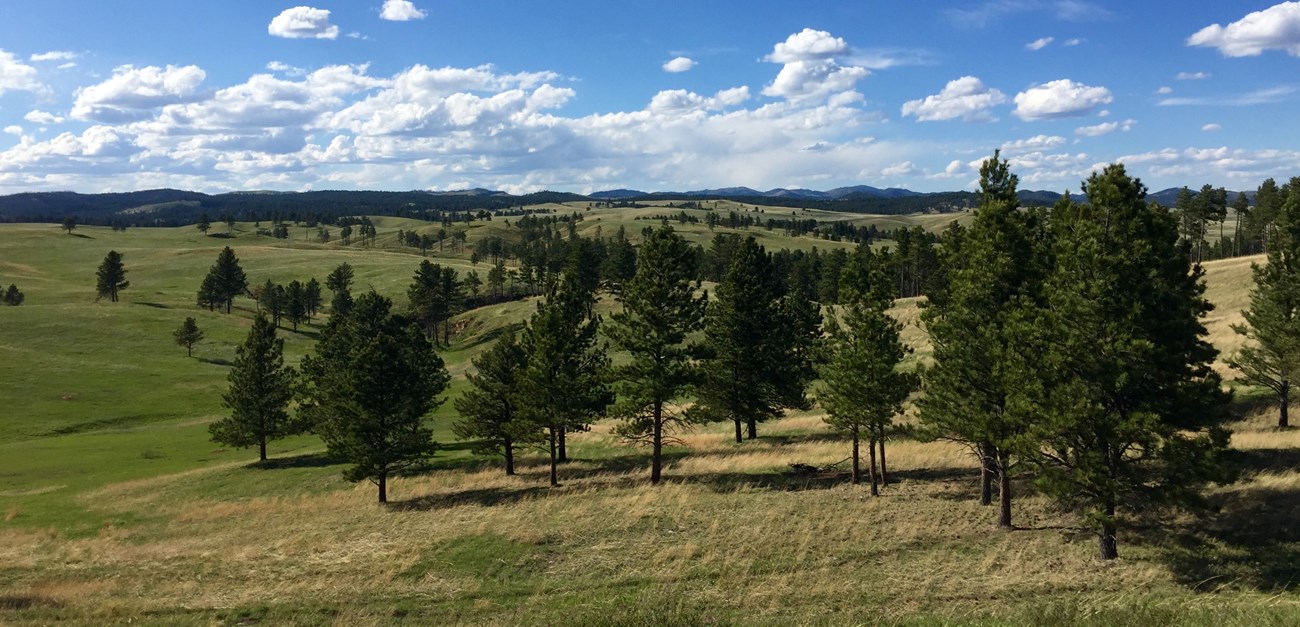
[378,473,387,504]
[850,427,861,485]
[548,428,559,487]
[1099,500,1118,560]
[868,436,879,496]
[558,428,568,462]
[651,400,663,485]
[979,442,995,506]
[259,438,267,463]
[746,417,757,440]
[998,453,1012,529]
[504,435,515,476]
[733,419,742,444]
[187,344,193,357]
[877,426,888,486]
[1281,388,1290,429]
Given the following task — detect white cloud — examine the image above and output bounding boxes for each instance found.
[268,6,340,40]
[380,0,427,21]
[30,51,77,62]
[24,110,64,124]
[266,61,307,77]
[56,62,77,70]
[1176,71,1210,80]
[71,65,207,122]
[1013,79,1113,120]
[1002,134,1068,154]
[1157,86,1173,94]
[761,29,868,101]
[881,161,919,177]
[901,76,1006,122]
[1188,2,1300,57]
[1202,123,1223,132]
[0,49,45,96]
[1158,85,1295,106]
[1075,119,1135,137]
[946,1,1112,27]
[1063,38,1084,46]
[1108,146,1300,182]
[1026,36,1055,51]
[662,57,696,73]
[4,125,22,136]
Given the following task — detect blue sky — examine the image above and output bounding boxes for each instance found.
[0,1,1296,194]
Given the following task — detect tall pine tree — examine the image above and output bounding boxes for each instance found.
[209,315,298,462]
[95,250,129,302]
[608,226,706,484]
[1229,179,1300,428]
[453,327,531,475]
[1032,164,1231,560]
[299,292,449,503]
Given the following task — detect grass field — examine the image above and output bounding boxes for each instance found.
[1,218,1297,625]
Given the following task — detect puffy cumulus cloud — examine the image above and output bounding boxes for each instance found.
[762,29,868,100]
[71,65,207,122]
[0,61,909,194]
[268,6,340,40]
[1002,134,1067,154]
[1202,123,1223,132]
[1075,119,1135,137]
[1012,79,1113,120]
[4,125,22,136]
[662,56,696,73]
[0,49,45,96]
[1026,36,1055,50]
[24,110,64,124]
[380,0,427,21]
[1006,151,1093,185]
[901,76,1006,122]
[1188,2,1300,57]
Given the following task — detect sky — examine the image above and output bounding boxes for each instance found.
[0,1,1297,195]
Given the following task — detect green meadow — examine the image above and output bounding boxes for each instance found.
[1,211,1298,626]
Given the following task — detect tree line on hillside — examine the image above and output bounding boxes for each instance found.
[68,156,1300,562]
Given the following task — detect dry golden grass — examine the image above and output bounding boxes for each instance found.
[2,411,1297,625]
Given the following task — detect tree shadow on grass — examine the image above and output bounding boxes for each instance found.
[249,452,341,470]
[68,233,93,239]
[1149,446,1300,592]
[134,301,171,309]
[198,357,232,367]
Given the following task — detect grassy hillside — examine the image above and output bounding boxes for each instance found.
[1,221,1296,625]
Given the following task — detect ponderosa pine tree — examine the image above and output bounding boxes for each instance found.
[61,216,76,235]
[299,292,449,503]
[516,264,612,487]
[608,226,707,484]
[286,280,306,330]
[326,262,354,316]
[95,250,129,302]
[196,214,211,235]
[1229,179,1300,428]
[209,315,298,462]
[1032,164,1231,560]
[4,284,25,306]
[304,278,322,319]
[453,326,530,475]
[198,247,247,313]
[173,316,203,357]
[694,236,805,442]
[918,151,1050,527]
[818,253,915,494]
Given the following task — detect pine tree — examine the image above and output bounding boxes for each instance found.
[453,327,530,475]
[95,250,130,302]
[918,150,1049,528]
[408,260,449,341]
[197,214,211,235]
[693,236,805,442]
[818,279,916,495]
[199,247,247,313]
[608,226,706,484]
[299,292,449,503]
[1032,164,1231,560]
[1229,179,1300,428]
[173,317,203,357]
[259,280,285,326]
[61,216,76,235]
[304,278,323,319]
[515,265,612,487]
[209,315,298,462]
[326,262,354,316]
[3,284,24,306]
[285,280,306,330]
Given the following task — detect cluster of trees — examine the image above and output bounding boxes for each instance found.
[196,247,249,313]
[1229,177,1300,428]
[255,278,323,330]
